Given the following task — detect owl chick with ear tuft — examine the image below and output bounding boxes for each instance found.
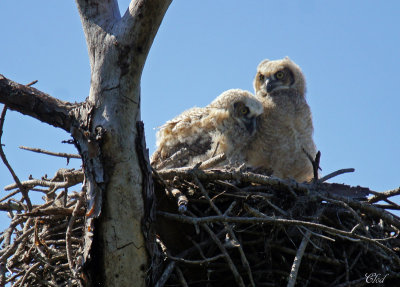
[151,89,263,169]
[247,57,317,182]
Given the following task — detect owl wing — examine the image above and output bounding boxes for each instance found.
[151,107,219,168]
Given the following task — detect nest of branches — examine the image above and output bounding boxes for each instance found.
[152,165,400,287]
[1,150,400,286]
[0,167,85,286]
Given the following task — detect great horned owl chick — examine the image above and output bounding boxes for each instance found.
[246,57,317,182]
[151,89,263,169]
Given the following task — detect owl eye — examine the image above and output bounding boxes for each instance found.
[275,71,285,80]
[258,74,265,81]
[240,106,249,115]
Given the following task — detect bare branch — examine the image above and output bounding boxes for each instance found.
[118,0,172,46]
[16,207,85,217]
[193,175,255,286]
[167,253,225,265]
[319,168,355,182]
[158,167,310,192]
[66,195,84,278]
[0,75,75,131]
[114,0,172,78]
[199,153,226,170]
[287,230,311,287]
[368,187,400,204]
[19,146,81,159]
[0,106,32,210]
[175,266,189,287]
[189,211,245,287]
[4,177,82,192]
[26,80,38,87]
[75,0,120,34]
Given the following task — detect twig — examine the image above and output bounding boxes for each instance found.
[0,202,26,212]
[154,260,176,287]
[287,230,311,287]
[0,189,21,203]
[319,168,355,183]
[158,167,309,192]
[287,208,324,287]
[373,204,400,210]
[4,178,80,191]
[154,234,221,287]
[194,213,245,287]
[19,146,81,159]
[66,194,84,277]
[152,168,188,213]
[0,106,32,210]
[17,261,40,286]
[269,244,341,266]
[2,218,34,263]
[25,80,38,87]
[193,175,255,287]
[366,189,399,207]
[316,190,400,231]
[305,149,321,181]
[155,147,190,170]
[368,187,400,204]
[16,207,85,217]
[175,266,189,287]
[343,250,350,284]
[317,194,365,230]
[199,153,226,170]
[167,253,225,265]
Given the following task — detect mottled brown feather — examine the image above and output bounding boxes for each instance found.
[151,89,263,169]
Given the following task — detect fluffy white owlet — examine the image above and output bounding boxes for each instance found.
[151,89,263,169]
[246,57,317,182]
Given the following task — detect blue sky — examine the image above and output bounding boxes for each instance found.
[0,0,399,229]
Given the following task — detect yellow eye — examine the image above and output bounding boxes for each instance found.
[240,107,249,115]
[259,74,265,81]
[275,71,284,80]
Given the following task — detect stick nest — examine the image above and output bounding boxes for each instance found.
[1,164,400,286]
[153,167,400,286]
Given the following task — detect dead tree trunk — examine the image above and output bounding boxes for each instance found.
[0,0,172,285]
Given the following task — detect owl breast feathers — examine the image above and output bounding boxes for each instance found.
[246,57,317,182]
[151,89,263,169]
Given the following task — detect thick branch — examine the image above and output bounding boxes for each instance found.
[75,0,120,33]
[116,0,173,71]
[0,75,74,131]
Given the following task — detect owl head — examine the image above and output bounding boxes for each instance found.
[210,89,263,136]
[253,57,306,98]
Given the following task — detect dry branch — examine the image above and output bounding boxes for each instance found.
[19,146,81,159]
[0,75,74,131]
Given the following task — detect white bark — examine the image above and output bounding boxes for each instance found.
[74,0,172,285]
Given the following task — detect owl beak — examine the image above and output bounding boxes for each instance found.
[265,79,277,93]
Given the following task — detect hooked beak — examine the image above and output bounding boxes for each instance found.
[265,78,277,93]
